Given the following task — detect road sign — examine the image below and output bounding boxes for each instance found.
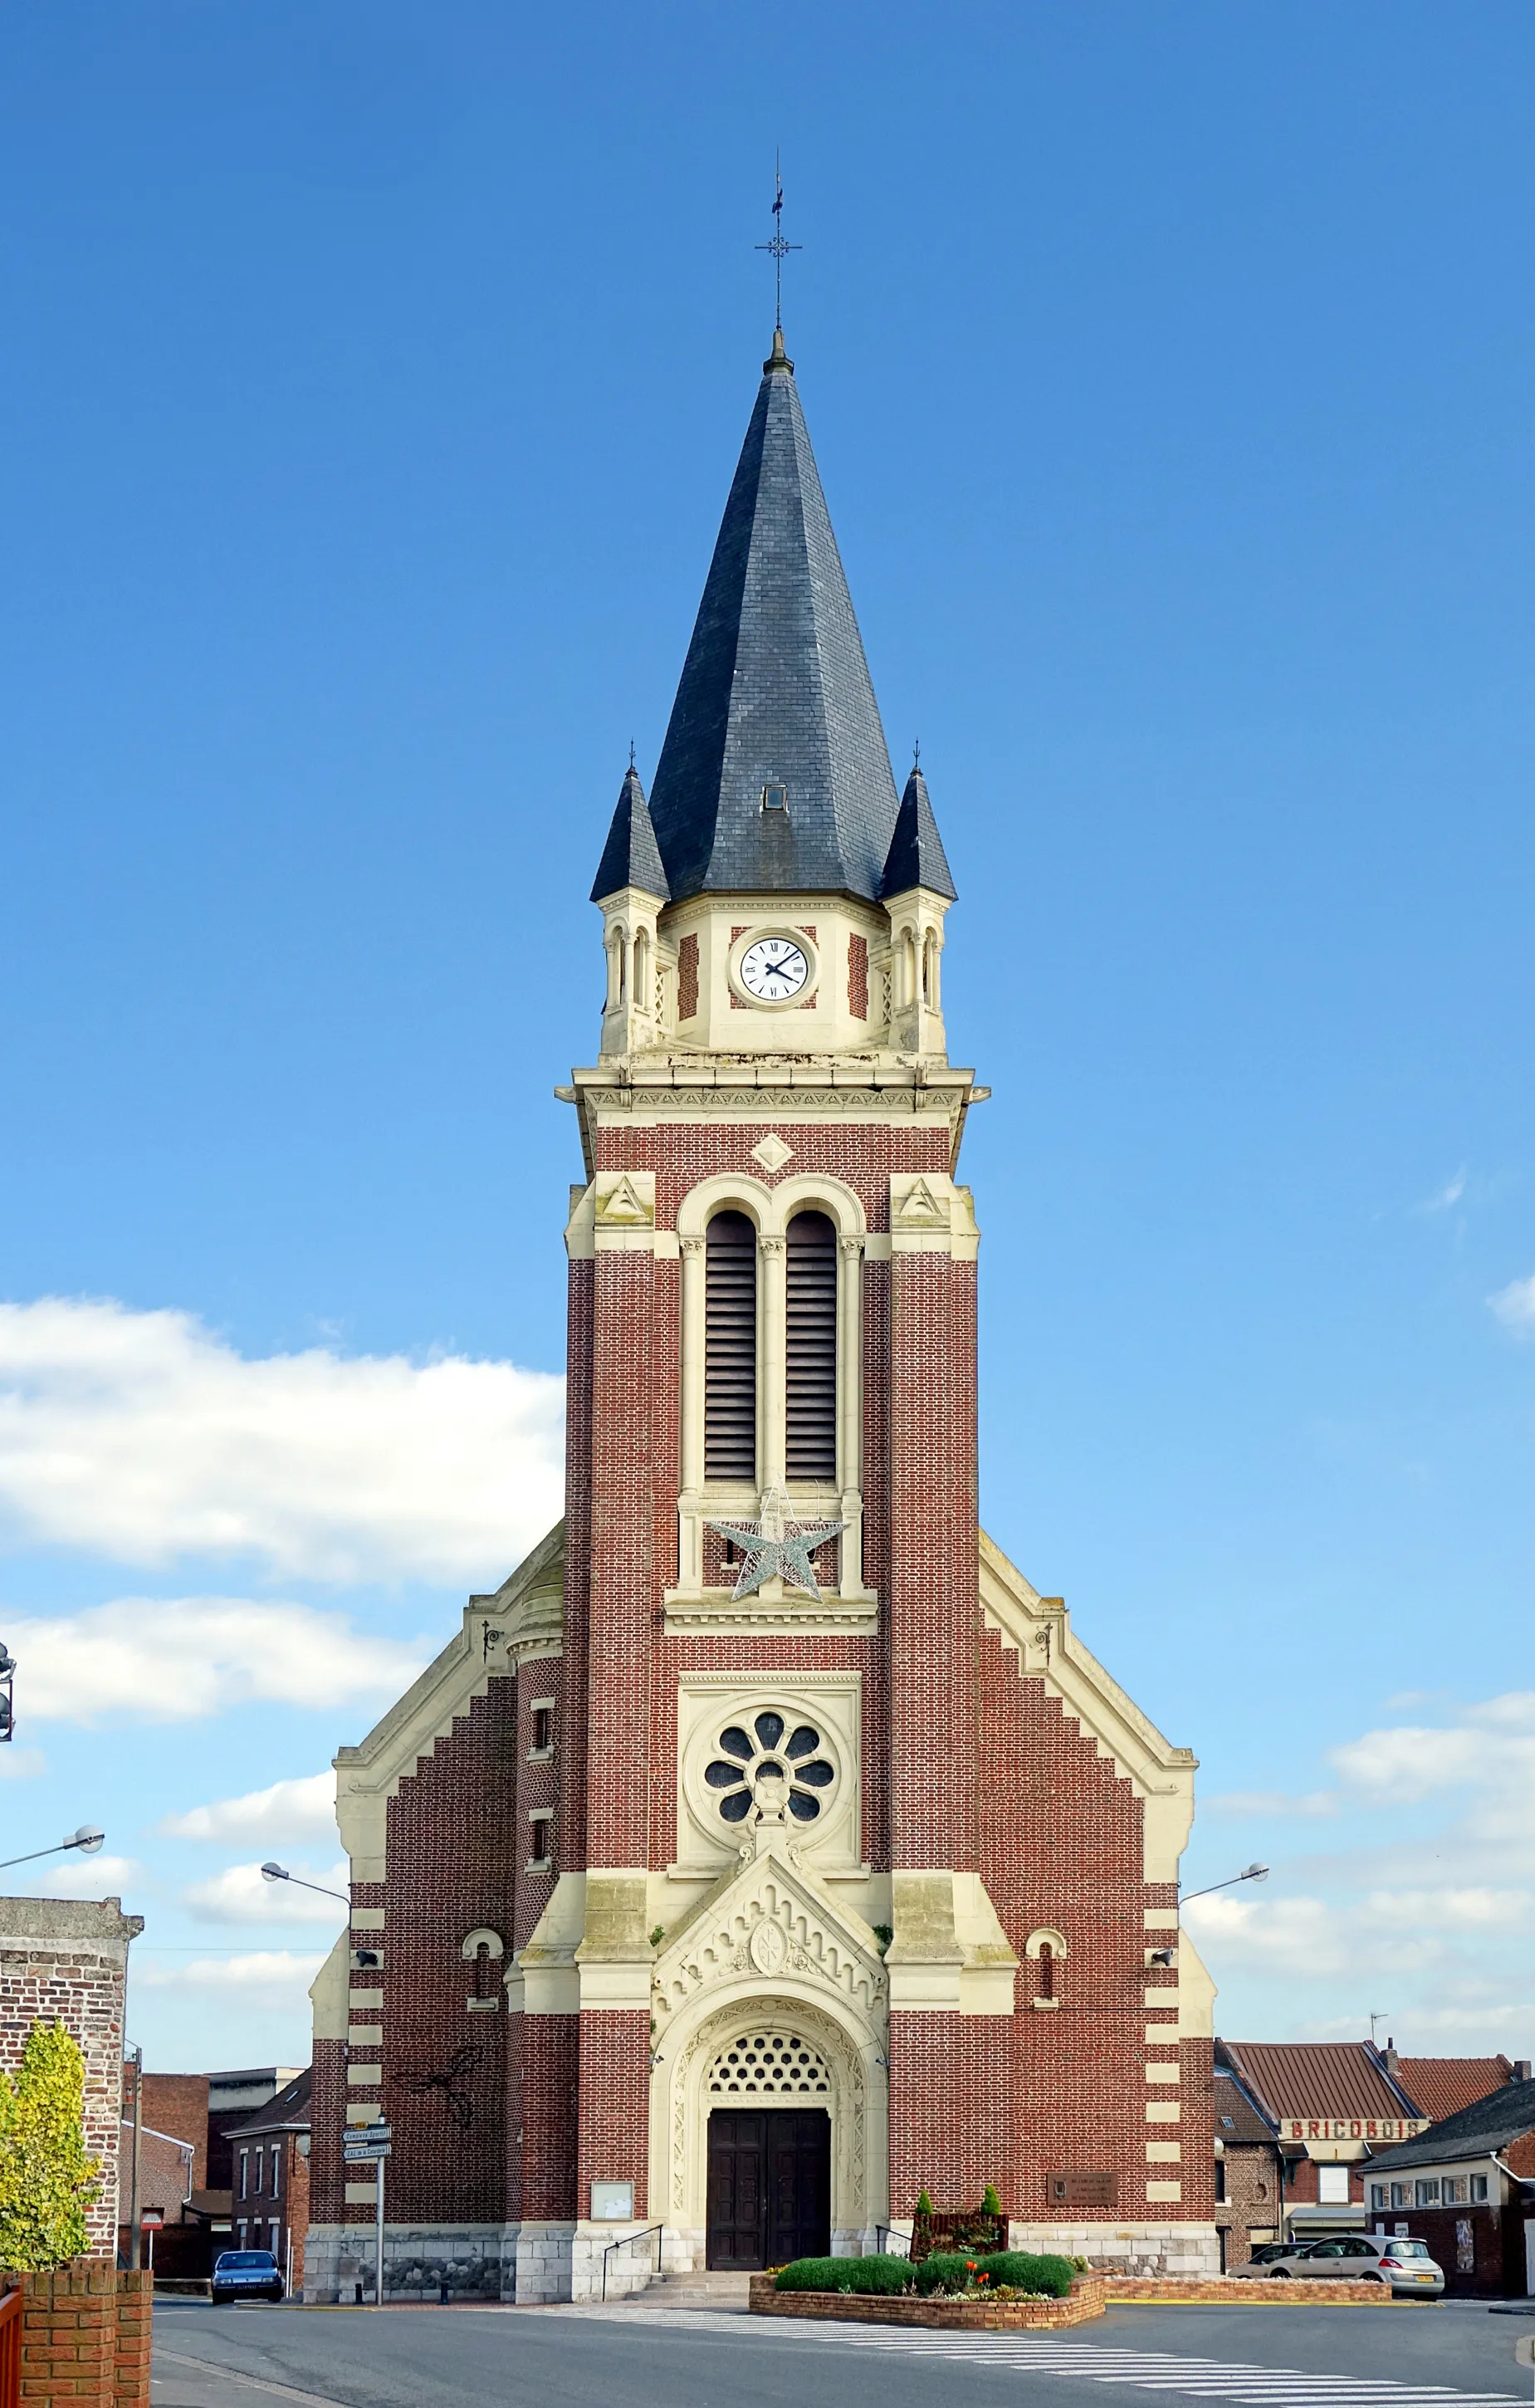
[344,2141,391,2161]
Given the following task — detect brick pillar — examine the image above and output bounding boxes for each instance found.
[17,2259,143,2408]
[584,1242,655,1867]
[521,2015,579,2222]
[575,2009,650,2217]
[557,1256,594,1872]
[111,2269,151,2408]
[888,1248,978,1864]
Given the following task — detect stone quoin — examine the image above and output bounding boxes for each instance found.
[302,326,1220,2304]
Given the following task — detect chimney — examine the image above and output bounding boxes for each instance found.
[1383,2038,1401,2078]
[1513,2060,1532,2083]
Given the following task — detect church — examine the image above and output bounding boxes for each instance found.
[304,322,1219,2303]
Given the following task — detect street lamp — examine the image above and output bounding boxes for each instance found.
[0,1641,17,1742]
[0,1826,105,1873]
[1179,1862,1269,1906]
[260,1862,350,1906]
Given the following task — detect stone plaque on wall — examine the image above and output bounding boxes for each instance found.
[1049,2169,1119,2208]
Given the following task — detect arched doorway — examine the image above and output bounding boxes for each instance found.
[703,2029,832,2269]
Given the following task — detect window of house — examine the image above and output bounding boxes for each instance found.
[1442,2175,1465,2205]
[1471,2173,1489,2203]
[271,2147,281,2200]
[1214,2158,1227,2203]
[704,1212,757,1481]
[1036,1942,1055,2002]
[785,1211,837,1483]
[1370,2183,1386,2211]
[1317,2165,1350,2205]
[1415,2179,1440,2206]
[532,1706,551,1754]
[238,2151,248,2200]
[528,1812,554,1869]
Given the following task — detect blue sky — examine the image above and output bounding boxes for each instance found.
[2,2,1533,2073]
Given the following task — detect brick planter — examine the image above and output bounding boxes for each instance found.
[7,2260,152,2407]
[1101,2275,1392,2307]
[749,2273,1104,2328]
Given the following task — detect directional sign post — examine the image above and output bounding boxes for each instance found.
[341,2127,391,2303]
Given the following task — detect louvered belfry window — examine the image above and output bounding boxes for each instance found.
[785,1210,838,1483]
[705,1211,758,1482]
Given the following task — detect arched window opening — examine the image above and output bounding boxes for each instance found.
[617,931,628,1006]
[921,931,937,1006]
[901,931,917,1007]
[1037,1941,1054,2002]
[785,1211,837,1484]
[705,1211,757,1483]
[634,926,651,1009]
[604,930,623,1011]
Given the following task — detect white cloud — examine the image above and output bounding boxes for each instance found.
[159,1773,335,1846]
[183,1857,349,1926]
[134,1950,325,1997]
[2,1597,424,1727]
[1203,1789,1337,1818]
[16,1854,144,1899]
[1362,1887,1531,1931]
[0,1296,564,1583]
[1182,1892,1352,1975]
[1489,1274,1535,1334]
[1415,1167,1467,1215]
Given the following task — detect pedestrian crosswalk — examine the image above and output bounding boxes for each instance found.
[570,2304,1523,2407]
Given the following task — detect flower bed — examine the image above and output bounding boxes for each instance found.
[750,2271,1105,2329]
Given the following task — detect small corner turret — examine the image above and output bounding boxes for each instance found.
[881,764,957,1060]
[591,764,672,1057]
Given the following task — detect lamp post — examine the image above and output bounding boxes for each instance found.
[1179,1862,1269,1906]
[0,1642,16,1743]
[259,1864,350,1906]
[0,1827,106,1874]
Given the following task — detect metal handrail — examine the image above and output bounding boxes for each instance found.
[874,2224,911,2258]
[601,2223,664,2303]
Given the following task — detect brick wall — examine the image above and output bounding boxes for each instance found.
[12,2261,150,2408]
[382,1686,517,2228]
[134,2075,207,2189]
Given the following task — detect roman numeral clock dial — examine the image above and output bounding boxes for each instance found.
[739,937,809,1002]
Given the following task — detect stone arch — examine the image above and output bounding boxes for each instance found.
[658,1988,881,2259]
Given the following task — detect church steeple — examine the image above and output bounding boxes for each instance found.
[881,764,957,903]
[591,762,668,905]
[644,335,902,903]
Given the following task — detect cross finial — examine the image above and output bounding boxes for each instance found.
[913,736,921,768]
[628,737,637,771]
[755,150,801,334]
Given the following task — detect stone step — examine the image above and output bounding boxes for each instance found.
[625,2269,751,2310]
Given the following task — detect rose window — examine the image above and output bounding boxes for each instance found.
[704,1711,835,1825]
[707,2033,832,2096]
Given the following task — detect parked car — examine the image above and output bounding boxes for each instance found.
[1234,2235,1444,2298]
[211,2249,284,2305]
[1245,2241,1294,2266]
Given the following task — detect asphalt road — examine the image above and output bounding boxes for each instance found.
[150,2296,1535,2408]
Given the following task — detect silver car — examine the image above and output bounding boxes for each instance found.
[1238,2234,1444,2297]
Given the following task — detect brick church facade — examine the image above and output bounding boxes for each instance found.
[305,324,1218,2302]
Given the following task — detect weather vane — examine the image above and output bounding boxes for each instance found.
[755,152,800,330]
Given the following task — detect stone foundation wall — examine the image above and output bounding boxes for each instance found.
[1008,2220,1221,2279]
[301,2221,504,2303]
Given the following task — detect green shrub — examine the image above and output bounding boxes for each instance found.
[975,2250,1075,2299]
[915,2188,933,2215]
[0,2023,100,2271]
[980,2185,1002,2216]
[774,2254,910,2294]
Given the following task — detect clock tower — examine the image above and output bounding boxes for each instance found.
[305,324,1217,2307]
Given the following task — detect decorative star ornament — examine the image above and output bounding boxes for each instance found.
[707,1485,846,1602]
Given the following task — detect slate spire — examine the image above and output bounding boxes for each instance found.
[590,763,669,903]
[644,335,902,903]
[880,763,957,902]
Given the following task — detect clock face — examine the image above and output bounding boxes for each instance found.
[739,936,810,1002]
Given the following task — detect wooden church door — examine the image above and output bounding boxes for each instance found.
[706,2108,830,2269]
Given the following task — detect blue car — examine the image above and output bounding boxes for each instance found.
[211,2249,284,2304]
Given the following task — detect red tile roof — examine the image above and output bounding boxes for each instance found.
[1395,2057,1514,2122]
[1219,2041,1410,2127]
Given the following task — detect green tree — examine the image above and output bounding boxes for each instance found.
[0,2022,101,2269]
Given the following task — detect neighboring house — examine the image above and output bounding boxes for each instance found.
[207,2067,303,2194]
[115,2121,197,2257]
[225,2068,312,2293]
[1367,2076,1535,2298]
[1211,2069,1286,2269]
[1212,2041,1530,2261]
